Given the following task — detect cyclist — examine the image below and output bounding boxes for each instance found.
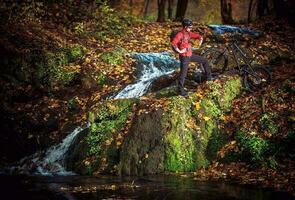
[171,19,214,97]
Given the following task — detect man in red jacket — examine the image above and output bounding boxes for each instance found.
[171,19,214,97]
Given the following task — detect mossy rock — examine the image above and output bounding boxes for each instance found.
[66,76,243,175]
[65,98,136,175]
[0,44,85,89]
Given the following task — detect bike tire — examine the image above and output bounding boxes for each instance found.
[243,65,271,92]
[203,48,228,73]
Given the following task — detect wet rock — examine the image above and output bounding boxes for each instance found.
[149,72,178,92]
[119,109,165,175]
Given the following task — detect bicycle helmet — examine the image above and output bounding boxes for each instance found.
[182,19,193,27]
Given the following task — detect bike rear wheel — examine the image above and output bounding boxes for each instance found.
[203,48,227,73]
[243,65,271,92]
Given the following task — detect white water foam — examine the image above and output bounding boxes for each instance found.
[115,52,178,99]
[12,123,90,176]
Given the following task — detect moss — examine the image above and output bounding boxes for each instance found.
[165,129,197,171]
[86,99,134,158]
[201,98,221,118]
[1,44,85,89]
[163,96,199,172]
[68,98,135,175]
[190,77,242,168]
[162,77,242,172]
[221,78,242,110]
[100,47,127,66]
[205,77,242,111]
[96,72,109,86]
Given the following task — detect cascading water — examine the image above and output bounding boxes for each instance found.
[114,52,179,99]
[11,52,179,176]
[10,124,90,175]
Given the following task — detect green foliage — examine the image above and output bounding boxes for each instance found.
[96,72,108,86]
[266,156,278,169]
[260,112,279,136]
[86,123,109,156]
[201,98,221,118]
[68,45,84,61]
[40,45,84,87]
[89,3,137,40]
[237,130,269,164]
[1,44,85,89]
[100,47,127,66]
[222,78,242,110]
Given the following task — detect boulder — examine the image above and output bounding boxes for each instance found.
[66,76,243,175]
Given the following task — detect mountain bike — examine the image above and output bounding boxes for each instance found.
[202,35,271,92]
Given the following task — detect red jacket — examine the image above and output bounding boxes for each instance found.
[171,28,202,57]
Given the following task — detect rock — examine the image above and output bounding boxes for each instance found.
[149,72,178,92]
[65,98,137,175]
[66,76,243,175]
[119,109,165,175]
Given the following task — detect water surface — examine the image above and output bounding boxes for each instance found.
[1,174,294,200]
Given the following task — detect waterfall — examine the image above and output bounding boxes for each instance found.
[11,123,90,176]
[11,52,178,176]
[114,52,179,99]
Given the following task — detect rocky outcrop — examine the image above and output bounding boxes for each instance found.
[66,76,243,176]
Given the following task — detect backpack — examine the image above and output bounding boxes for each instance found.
[170,30,189,53]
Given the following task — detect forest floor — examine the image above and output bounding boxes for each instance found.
[1,13,295,195]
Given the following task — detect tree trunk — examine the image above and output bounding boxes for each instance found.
[247,0,253,22]
[143,0,151,19]
[175,0,188,21]
[168,0,174,20]
[220,0,234,24]
[157,0,166,22]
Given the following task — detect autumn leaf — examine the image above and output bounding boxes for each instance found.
[195,101,201,110]
[203,116,210,121]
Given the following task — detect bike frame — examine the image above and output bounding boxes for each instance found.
[223,40,262,80]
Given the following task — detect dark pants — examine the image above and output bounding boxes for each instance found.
[178,54,212,90]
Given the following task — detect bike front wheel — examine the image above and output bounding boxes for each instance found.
[203,48,228,73]
[243,65,271,92]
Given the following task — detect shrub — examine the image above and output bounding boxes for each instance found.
[237,130,269,164]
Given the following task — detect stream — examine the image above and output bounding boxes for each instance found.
[1,174,294,200]
[3,51,295,199]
